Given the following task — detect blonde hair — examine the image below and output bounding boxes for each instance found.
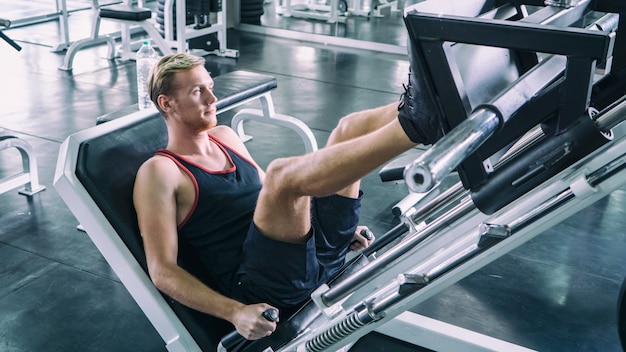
[147,53,206,115]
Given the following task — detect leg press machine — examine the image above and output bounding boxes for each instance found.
[54,0,626,351]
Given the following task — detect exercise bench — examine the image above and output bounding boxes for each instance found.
[97,2,172,61]
[53,70,318,350]
[59,0,172,71]
[96,69,318,153]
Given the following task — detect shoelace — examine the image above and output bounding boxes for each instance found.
[398,72,413,110]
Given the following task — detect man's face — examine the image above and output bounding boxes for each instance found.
[166,65,218,131]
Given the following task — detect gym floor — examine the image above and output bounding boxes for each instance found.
[0,1,625,351]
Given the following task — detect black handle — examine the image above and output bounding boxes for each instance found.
[359,228,373,241]
[262,308,279,322]
[349,229,374,251]
[218,308,278,352]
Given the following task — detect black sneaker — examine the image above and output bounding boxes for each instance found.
[397,51,446,145]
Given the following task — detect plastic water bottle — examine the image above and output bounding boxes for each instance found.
[136,40,159,110]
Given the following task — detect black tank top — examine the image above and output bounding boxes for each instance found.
[155,135,262,293]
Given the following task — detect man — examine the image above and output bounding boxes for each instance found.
[133,53,438,340]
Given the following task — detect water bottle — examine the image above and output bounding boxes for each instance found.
[136,40,159,110]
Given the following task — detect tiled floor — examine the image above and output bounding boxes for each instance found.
[1,1,625,351]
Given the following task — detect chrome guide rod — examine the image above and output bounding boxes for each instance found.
[404,108,501,193]
[595,95,626,131]
[410,154,626,289]
[321,196,475,306]
[400,182,466,224]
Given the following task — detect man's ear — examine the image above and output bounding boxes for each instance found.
[157,94,171,111]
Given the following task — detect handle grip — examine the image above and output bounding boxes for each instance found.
[218,308,279,352]
[359,228,373,241]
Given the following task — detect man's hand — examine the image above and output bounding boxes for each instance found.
[350,225,375,251]
[232,303,279,340]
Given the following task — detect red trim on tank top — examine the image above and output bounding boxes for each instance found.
[208,134,258,170]
[155,134,258,229]
[154,150,199,230]
[160,138,236,175]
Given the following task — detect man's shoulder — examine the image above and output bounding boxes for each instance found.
[209,125,238,139]
[209,126,247,151]
[137,153,180,180]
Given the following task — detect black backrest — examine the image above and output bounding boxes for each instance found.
[76,115,166,272]
[75,113,231,350]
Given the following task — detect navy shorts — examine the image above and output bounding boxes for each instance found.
[237,192,362,309]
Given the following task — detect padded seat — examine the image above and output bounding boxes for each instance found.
[99,5,153,21]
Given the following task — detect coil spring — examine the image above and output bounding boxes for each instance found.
[305,312,366,352]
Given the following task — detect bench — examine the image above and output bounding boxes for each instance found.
[54,70,319,351]
[59,0,174,71]
[98,3,173,60]
[96,70,318,153]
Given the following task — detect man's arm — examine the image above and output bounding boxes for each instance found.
[133,157,276,339]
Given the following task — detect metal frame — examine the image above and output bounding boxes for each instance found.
[161,0,239,57]
[231,92,318,153]
[58,0,117,71]
[59,0,238,70]
[375,312,536,352]
[0,136,46,197]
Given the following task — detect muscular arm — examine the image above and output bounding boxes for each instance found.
[133,157,275,339]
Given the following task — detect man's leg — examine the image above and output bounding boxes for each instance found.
[325,103,401,199]
[310,103,402,276]
[254,37,447,242]
[240,103,411,308]
[254,102,416,243]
